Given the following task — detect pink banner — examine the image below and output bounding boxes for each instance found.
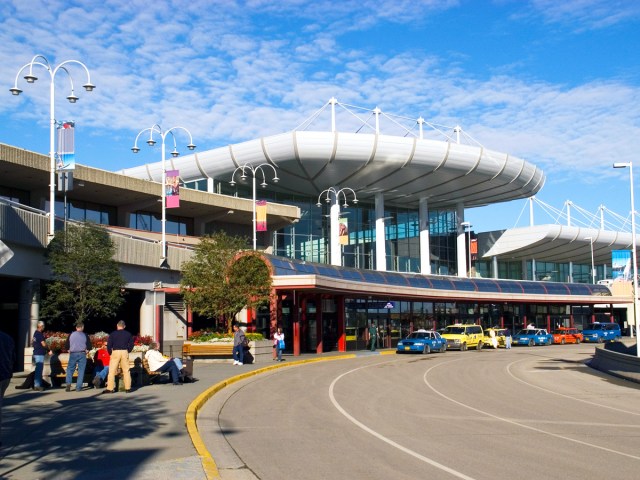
[166,170,180,208]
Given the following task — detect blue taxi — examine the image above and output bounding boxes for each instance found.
[513,328,553,346]
[396,329,447,354]
[582,322,621,343]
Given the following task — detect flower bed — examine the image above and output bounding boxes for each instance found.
[188,330,264,343]
[44,330,153,357]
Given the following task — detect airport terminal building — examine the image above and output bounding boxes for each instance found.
[0,101,635,364]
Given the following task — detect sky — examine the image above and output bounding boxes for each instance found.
[1,0,639,233]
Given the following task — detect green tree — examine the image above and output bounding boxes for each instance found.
[180,231,272,332]
[42,222,126,328]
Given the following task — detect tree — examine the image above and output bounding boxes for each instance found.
[180,231,272,331]
[42,222,126,329]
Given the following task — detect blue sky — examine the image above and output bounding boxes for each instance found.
[1,0,639,232]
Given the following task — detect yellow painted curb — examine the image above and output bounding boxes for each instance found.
[185,353,358,479]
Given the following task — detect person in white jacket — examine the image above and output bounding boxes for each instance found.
[273,327,285,362]
[144,342,182,385]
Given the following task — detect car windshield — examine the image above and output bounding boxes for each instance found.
[407,332,427,339]
[516,330,530,335]
[552,330,565,334]
[444,327,465,334]
[586,323,603,330]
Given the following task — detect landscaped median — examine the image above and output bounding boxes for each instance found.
[185,350,396,479]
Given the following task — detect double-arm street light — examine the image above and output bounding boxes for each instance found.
[613,161,638,345]
[229,163,279,250]
[10,55,95,241]
[584,236,596,284]
[132,125,195,267]
[316,187,358,266]
[460,221,472,277]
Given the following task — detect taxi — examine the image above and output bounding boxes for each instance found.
[483,328,507,348]
[552,327,583,344]
[396,329,446,354]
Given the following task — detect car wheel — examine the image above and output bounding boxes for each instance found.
[561,338,565,345]
[597,337,603,344]
[440,344,447,353]
[576,338,581,344]
[528,339,534,347]
[477,341,483,351]
[461,343,467,351]
[423,345,430,354]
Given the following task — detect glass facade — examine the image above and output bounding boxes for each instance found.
[183,180,602,284]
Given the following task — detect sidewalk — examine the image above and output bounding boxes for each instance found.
[0,351,380,480]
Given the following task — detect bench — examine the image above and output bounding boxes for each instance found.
[51,355,142,387]
[142,357,169,384]
[182,342,234,358]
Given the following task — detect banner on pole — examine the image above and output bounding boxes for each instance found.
[256,200,267,231]
[56,122,75,171]
[166,170,180,208]
[339,217,349,245]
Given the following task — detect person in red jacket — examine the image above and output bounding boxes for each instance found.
[92,342,110,388]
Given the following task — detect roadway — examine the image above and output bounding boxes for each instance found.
[199,344,640,480]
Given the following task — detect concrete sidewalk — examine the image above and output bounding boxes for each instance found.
[0,351,377,480]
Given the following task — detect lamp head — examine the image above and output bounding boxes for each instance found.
[240,174,247,181]
[352,198,358,204]
[146,139,156,147]
[9,87,22,96]
[24,73,37,83]
[316,202,322,207]
[613,162,630,169]
[343,202,349,208]
[272,176,279,183]
[229,180,236,186]
[66,93,79,103]
[260,181,267,188]
[187,143,196,151]
[131,146,140,153]
[171,148,179,158]
[83,83,96,92]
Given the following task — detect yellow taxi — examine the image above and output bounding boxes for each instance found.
[441,324,485,351]
[483,328,507,348]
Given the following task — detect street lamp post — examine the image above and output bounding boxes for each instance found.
[10,55,95,241]
[229,163,279,250]
[613,161,638,346]
[132,125,195,267]
[460,221,472,277]
[584,236,596,284]
[316,187,358,266]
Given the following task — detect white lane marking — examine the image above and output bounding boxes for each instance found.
[329,363,477,480]
[423,360,640,461]
[506,357,640,416]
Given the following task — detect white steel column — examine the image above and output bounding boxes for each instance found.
[375,193,386,271]
[492,256,498,279]
[456,203,466,277]
[330,196,340,266]
[419,197,431,275]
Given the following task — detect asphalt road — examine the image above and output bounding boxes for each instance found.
[200,345,640,480]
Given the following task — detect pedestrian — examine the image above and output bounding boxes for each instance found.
[369,322,377,352]
[505,328,512,349]
[273,327,285,362]
[232,323,245,366]
[0,330,15,449]
[64,322,92,392]
[489,328,498,349]
[32,320,47,392]
[144,342,187,385]
[104,320,134,394]
[92,341,110,388]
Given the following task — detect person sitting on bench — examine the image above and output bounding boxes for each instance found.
[144,342,188,385]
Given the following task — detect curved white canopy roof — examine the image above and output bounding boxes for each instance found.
[120,131,545,209]
[483,225,633,265]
